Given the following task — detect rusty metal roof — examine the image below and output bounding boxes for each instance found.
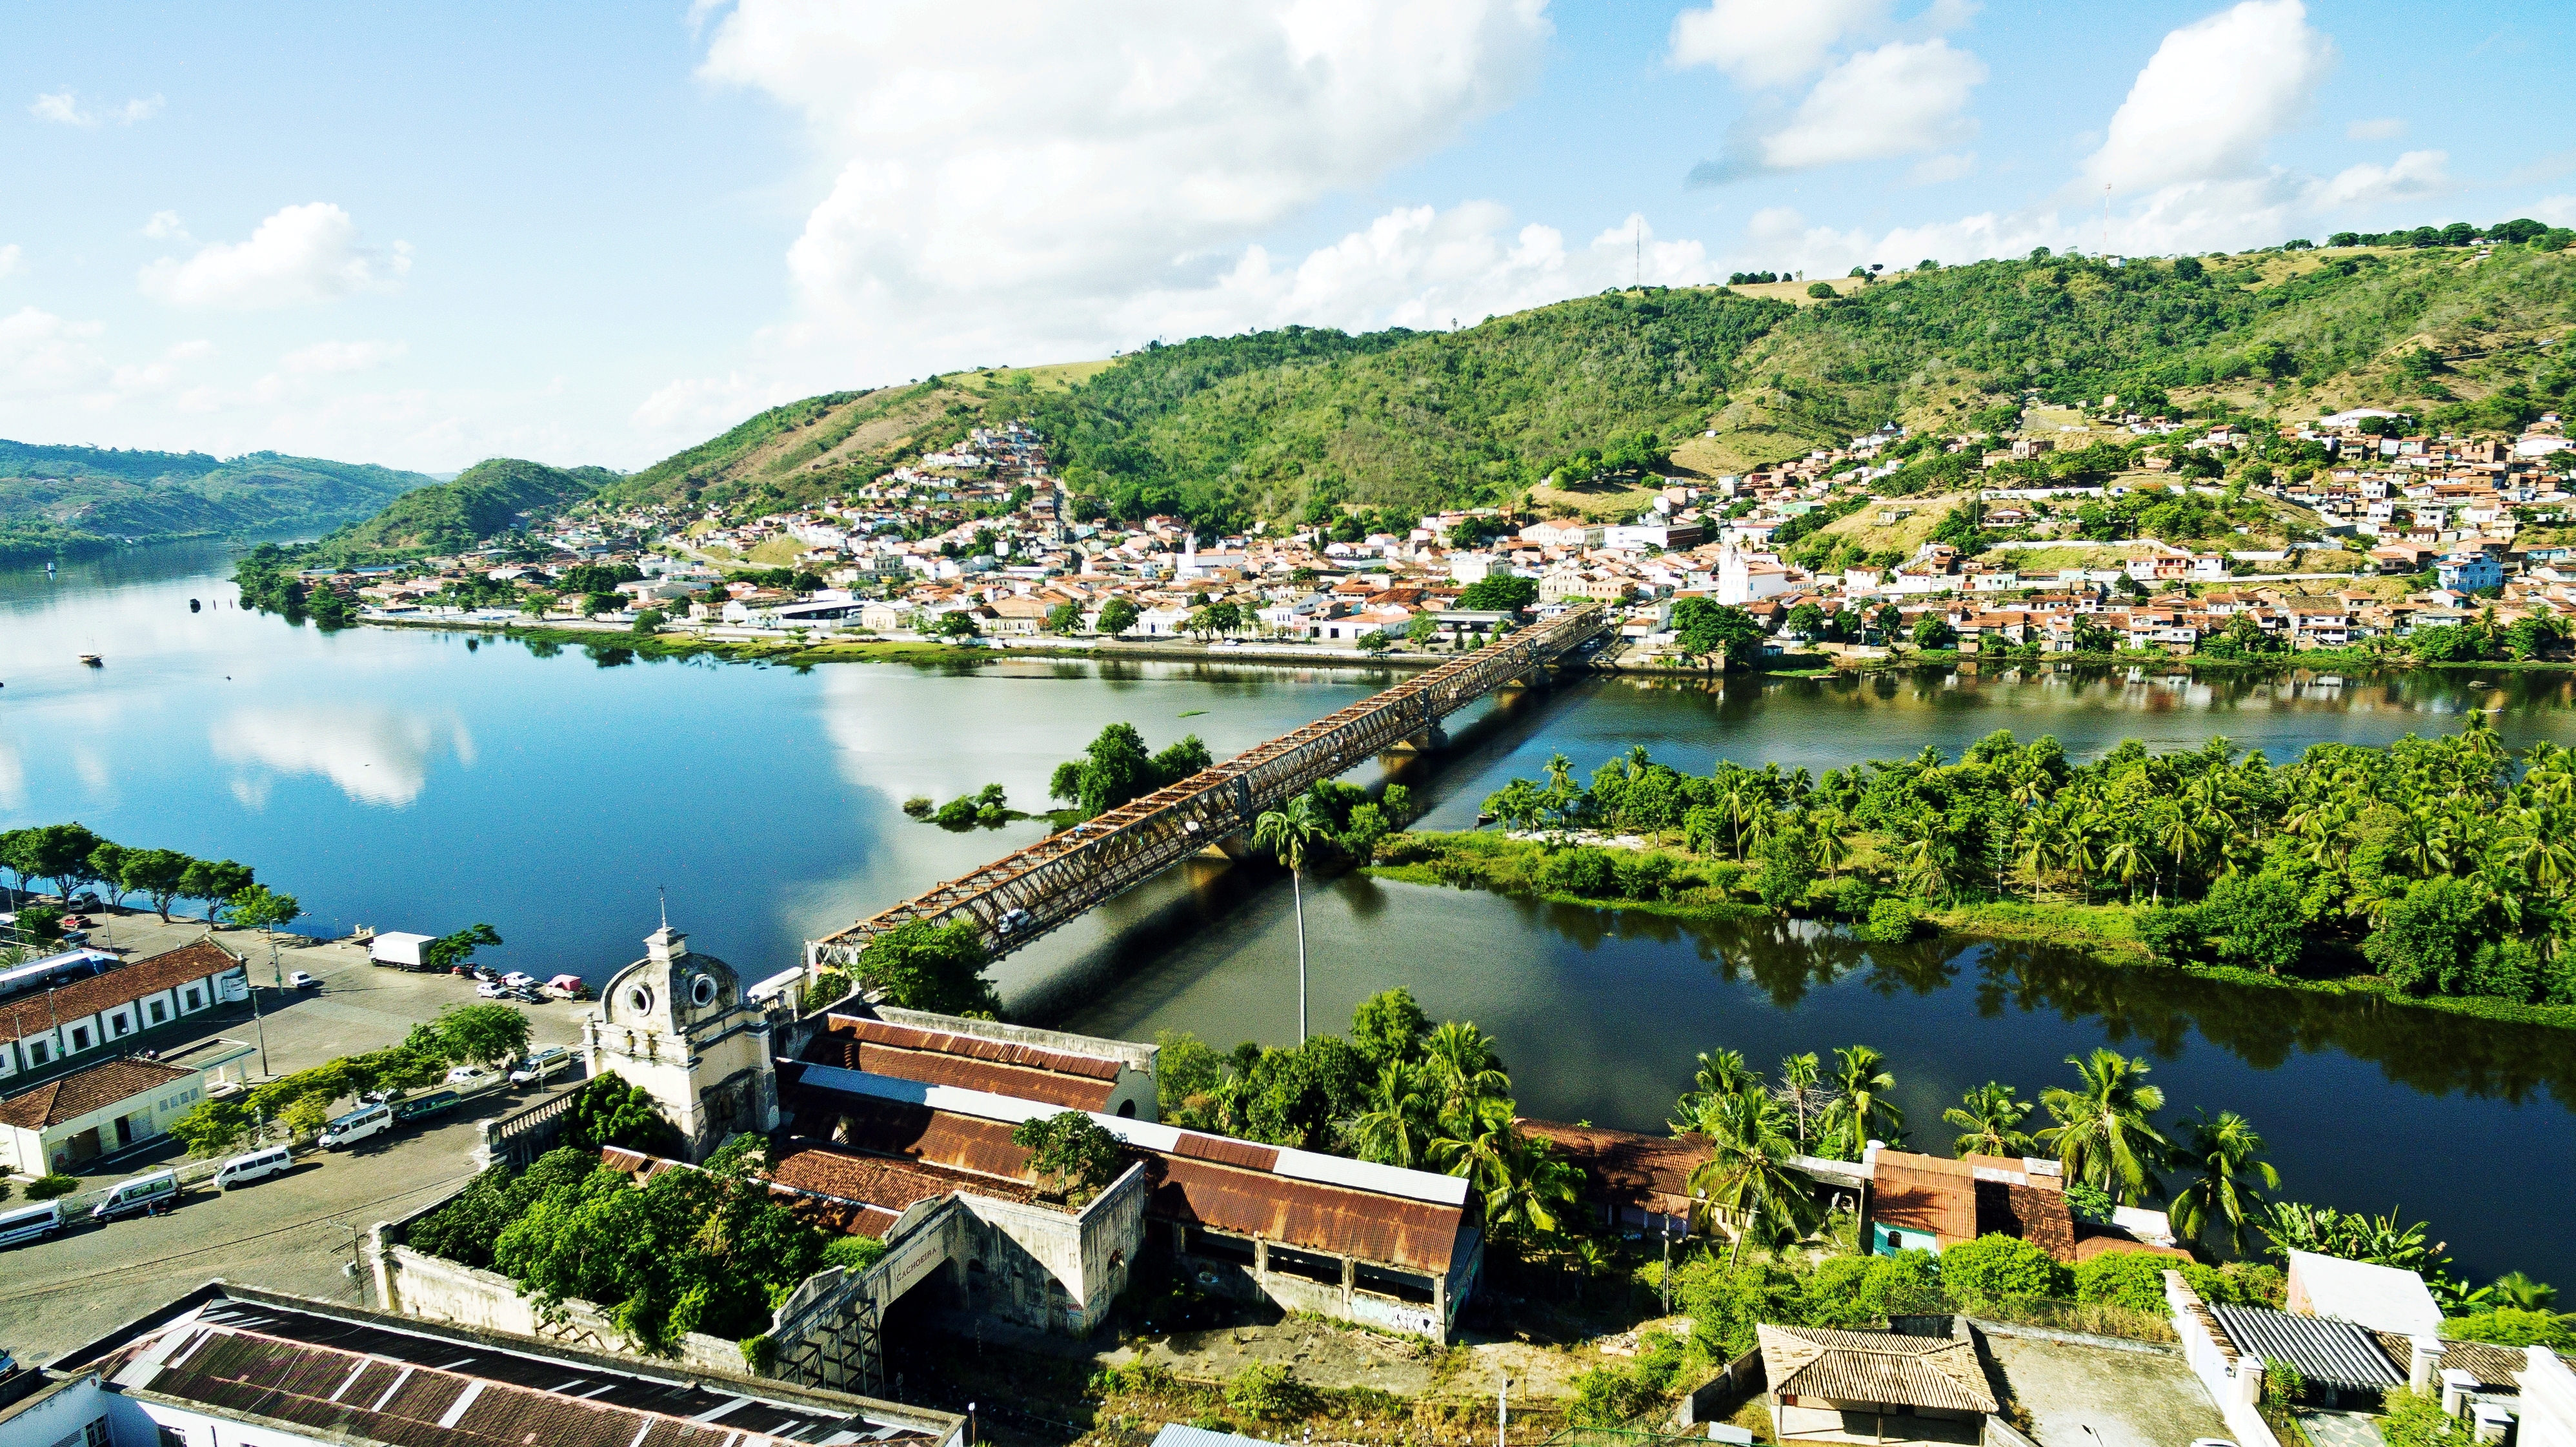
[95,1290,943,1446]
[1518,1118,1707,1209]
[803,1083,1464,1275]
[823,1015,1123,1082]
[807,1020,1117,1111]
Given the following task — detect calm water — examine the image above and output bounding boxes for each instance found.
[7,545,2575,1282]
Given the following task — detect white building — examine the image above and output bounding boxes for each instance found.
[0,940,245,1084]
[0,1053,240,1175]
[1716,544,1790,605]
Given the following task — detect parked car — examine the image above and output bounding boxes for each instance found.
[508,1046,571,1086]
[58,913,92,929]
[319,1102,393,1149]
[393,1089,461,1123]
[92,1171,181,1220]
[0,1199,66,1248]
[215,1146,294,1189]
[475,980,505,998]
[67,893,101,911]
[499,971,538,991]
[445,1065,493,1088]
[286,970,319,989]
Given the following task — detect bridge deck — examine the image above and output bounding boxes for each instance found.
[807,603,1611,971]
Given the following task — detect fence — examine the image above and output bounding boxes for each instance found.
[476,1078,588,1168]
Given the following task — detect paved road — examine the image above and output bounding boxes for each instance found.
[0,1096,510,1363]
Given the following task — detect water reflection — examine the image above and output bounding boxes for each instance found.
[210,705,478,807]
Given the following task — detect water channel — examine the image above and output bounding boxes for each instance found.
[5,544,2573,1284]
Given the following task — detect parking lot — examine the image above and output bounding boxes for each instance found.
[0,1091,516,1362]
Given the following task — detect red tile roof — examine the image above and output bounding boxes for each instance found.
[0,938,240,1044]
[0,1058,195,1129]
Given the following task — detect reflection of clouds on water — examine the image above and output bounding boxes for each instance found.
[0,738,23,809]
[211,705,474,807]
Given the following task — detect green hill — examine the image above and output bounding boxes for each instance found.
[0,441,436,566]
[321,457,617,558]
[621,232,2576,532]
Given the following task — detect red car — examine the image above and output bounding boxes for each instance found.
[59,914,92,929]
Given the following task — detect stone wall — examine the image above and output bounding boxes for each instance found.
[371,1237,747,1377]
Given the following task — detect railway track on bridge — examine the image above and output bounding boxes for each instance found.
[806,602,1613,973]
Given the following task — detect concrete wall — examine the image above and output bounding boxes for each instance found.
[2525,1346,2576,1447]
[2163,1270,2278,1447]
[373,1239,748,1377]
[952,1162,1149,1334]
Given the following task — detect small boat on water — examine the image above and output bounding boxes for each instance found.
[79,653,103,667]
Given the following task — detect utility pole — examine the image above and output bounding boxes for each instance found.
[248,970,270,1077]
[1496,1377,1509,1447]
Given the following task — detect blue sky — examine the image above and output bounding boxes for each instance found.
[4,1,2570,474]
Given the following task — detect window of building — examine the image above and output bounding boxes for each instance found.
[184,987,202,1011]
[111,1013,130,1037]
[148,1000,167,1024]
[26,1040,48,1066]
[70,1026,92,1051]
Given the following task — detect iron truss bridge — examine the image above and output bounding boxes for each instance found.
[806,602,1613,972]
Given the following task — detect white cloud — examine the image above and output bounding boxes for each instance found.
[698,0,1549,389]
[0,305,111,400]
[211,705,470,807]
[28,88,163,126]
[2534,196,2576,227]
[1668,0,1883,86]
[2313,150,2451,210]
[137,203,410,309]
[141,210,190,241]
[0,245,21,279]
[632,371,801,436]
[1758,40,1985,170]
[2346,116,2404,141]
[281,339,407,374]
[2078,0,2334,197]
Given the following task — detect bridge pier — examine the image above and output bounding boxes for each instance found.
[1384,723,1449,755]
[1196,834,1253,861]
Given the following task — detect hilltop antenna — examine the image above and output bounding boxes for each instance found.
[658,885,668,932]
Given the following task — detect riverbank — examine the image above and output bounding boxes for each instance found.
[1366,829,2576,1033]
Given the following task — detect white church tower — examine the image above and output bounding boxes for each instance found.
[581,920,779,1161]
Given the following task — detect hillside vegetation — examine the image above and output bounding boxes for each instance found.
[574,230,2576,535]
[0,441,434,565]
[317,457,616,559]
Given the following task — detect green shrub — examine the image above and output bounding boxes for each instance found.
[1224,1362,1311,1420]
[2442,1308,2576,1350]
[1938,1233,2071,1306]
[2073,1250,2171,1313]
[801,968,853,1015]
[822,1235,890,1273]
[1539,847,1618,898]
[1824,876,1877,920]
[1568,1364,1664,1427]
[901,796,933,818]
[2378,1387,2471,1447]
[25,1173,79,1200]
[1857,897,1918,942]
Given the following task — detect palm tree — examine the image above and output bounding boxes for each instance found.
[1422,1020,1511,1128]
[1811,811,1851,880]
[1253,794,1330,1039]
[2039,1049,2169,1206]
[1341,1061,1434,1169]
[2166,1109,2278,1256]
[1776,1052,1825,1153]
[1821,1045,1902,1160]
[2491,1271,2557,1311]
[1678,1086,1818,1264]
[1943,1082,2036,1159]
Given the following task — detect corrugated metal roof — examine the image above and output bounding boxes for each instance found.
[1518,1118,1708,1207]
[1152,1424,1275,1447]
[2211,1304,2403,1391]
[828,1016,1123,1082]
[104,1293,939,1446]
[1171,1133,1280,1171]
[1756,1325,1997,1414]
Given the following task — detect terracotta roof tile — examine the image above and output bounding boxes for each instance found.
[0,939,240,1044]
[1757,1324,1998,1413]
[0,1058,196,1129]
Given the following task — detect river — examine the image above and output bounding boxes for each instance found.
[5,544,2573,1284]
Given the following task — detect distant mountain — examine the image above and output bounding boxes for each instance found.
[319,456,618,558]
[617,232,2576,532]
[0,441,437,566]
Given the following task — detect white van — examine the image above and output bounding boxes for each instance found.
[215,1145,294,1189]
[0,1199,65,1247]
[92,1170,181,1221]
[319,1102,393,1150]
[507,1046,570,1085]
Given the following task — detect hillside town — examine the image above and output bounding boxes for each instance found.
[318,403,2576,667]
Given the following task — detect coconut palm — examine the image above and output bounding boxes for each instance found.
[1811,811,1851,880]
[1668,1047,1759,1131]
[2039,1049,2169,1206]
[1421,1020,1511,1127]
[1340,1061,1434,1169]
[1943,1082,2036,1159]
[1820,1045,1902,1160]
[1253,793,1330,1039]
[1678,1085,1818,1264]
[2167,1109,2278,1256]
[1775,1052,1826,1153]
[2491,1271,2557,1311]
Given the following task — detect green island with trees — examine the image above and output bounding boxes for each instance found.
[1360,716,2576,1031]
